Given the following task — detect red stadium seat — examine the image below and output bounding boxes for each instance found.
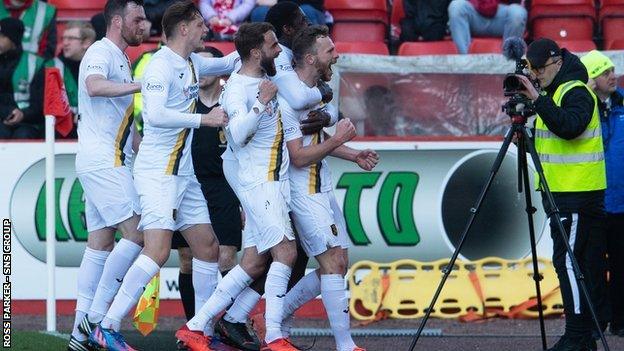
[530,0,597,19]
[331,23,387,42]
[398,41,458,56]
[126,42,159,63]
[468,38,502,54]
[325,0,388,23]
[335,41,389,55]
[49,0,107,21]
[556,39,597,52]
[204,41,236,55]
[599,0,624,23]
[605,38,624,49]
[602,17,624,49]
[532,17,594,40]
[529,0,597,40]
[326,0,388,42]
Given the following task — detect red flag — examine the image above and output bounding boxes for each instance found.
[44,67,74,137]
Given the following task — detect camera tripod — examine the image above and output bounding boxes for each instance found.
[407,114,610,351]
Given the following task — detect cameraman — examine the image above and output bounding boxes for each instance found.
[516,38,607,351]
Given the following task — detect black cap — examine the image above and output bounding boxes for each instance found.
[0,17,25,47]
[526,38,561,69]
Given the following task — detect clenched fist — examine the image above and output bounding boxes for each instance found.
[258,80,278,105]
[201,107,228,127]
[334,118,356,144]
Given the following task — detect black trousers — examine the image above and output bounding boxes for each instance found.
[549,209,608,336]
[607,213,624,328]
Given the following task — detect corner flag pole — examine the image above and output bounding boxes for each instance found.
[45,114,57,332]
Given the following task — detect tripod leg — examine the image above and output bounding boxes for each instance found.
[522,128,610,351]
[518,135,548,350]
[407,127,517,351]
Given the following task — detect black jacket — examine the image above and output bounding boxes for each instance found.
[0,48,45,125]
[533,49,604,214]
[533,49,595,140]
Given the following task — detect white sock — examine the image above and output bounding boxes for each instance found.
[192,258,219,316]
[321,274,355,351]
[264,262,291,343]
[224,287,262,323]
[72,248,109,340]
[88,239,142,323]
[187,265,252,336]
[281,270,320,338]
[101,254,160,331]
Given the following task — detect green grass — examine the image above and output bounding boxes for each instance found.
[10,331,67,350]
[8,330,194,350]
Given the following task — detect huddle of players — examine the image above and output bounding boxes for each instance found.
[68,1,379,351]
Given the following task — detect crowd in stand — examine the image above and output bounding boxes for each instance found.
[0,0,620,139]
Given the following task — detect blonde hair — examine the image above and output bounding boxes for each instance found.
[65,21,96,44]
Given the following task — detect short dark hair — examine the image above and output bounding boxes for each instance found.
[265,1,301,39]
[197,46,224,58]
[234,22,275,61]
[104,0,144,27]
[161,0,202,39]
[291,25,329,64]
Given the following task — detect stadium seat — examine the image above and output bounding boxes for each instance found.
[126,42,159,63]
[468,38,502,54]
[204,41,236,55]
[326,0,388,42]
[398,41,458,56]
[331,23,387,42]
[529,0,597,40]
[335,41,389,55]
[556,39,597,52]
[599,1,624,48]
[325,0,388,23]
[605,38,624,49]
[49,0,107,21]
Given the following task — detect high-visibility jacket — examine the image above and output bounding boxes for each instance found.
[535,80,606,192]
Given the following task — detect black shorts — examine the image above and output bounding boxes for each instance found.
[201,176,242,250]
[171,177,242,250]
[171,231,189,249]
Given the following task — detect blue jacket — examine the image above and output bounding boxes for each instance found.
[600,87,624,214]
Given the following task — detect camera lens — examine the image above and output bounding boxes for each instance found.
[503,74,521,92]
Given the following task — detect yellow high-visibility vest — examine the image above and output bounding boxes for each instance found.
[534,80,606,192]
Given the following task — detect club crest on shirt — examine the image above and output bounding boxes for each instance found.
[184,83,199,100]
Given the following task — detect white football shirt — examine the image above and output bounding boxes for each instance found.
[221,72,289,191]
[76,38,135,174]
[134,46,239,176]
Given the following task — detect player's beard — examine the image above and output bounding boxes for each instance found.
[316,58,332,82]
[261,55,277,77]
[121,23,143,47]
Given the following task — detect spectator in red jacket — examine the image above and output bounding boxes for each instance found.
[448,0,527,54]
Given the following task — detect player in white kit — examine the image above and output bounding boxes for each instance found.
[282,25,379,351]
[87,2,238,350]
[178,22,299,351]
[69,1,146,350]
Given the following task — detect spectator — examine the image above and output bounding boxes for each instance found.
[91,13,106,41]
[581,50,624,338]
[50,21,96,139]
[0,17,45,139]
[0,0,57,59]
[448,0,527,54]
[144,0,178,36]
[363,85,416,136]
[199,0,255,40]
[250,0,326,25]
